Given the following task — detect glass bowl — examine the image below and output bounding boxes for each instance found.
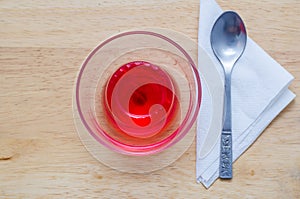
[75,30,201,156]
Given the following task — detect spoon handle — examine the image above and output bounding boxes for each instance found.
[220,131,232,178]
[219,73,233,179]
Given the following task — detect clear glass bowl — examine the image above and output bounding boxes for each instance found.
[75,30,201,156]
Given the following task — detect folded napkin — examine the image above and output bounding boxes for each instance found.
[196,0,295,188]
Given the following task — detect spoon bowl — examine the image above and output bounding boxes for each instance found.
[211,11,247,71]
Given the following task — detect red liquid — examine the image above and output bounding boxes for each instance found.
[104,61,179,145]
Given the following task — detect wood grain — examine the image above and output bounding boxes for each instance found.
[0,0,299,198]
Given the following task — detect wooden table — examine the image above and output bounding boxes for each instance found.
[1,0,299,198]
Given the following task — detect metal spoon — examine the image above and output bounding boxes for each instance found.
[210,11,247,179]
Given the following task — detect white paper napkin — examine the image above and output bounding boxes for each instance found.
[196,0,296,188]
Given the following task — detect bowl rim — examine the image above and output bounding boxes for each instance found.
[75,30,202,156]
